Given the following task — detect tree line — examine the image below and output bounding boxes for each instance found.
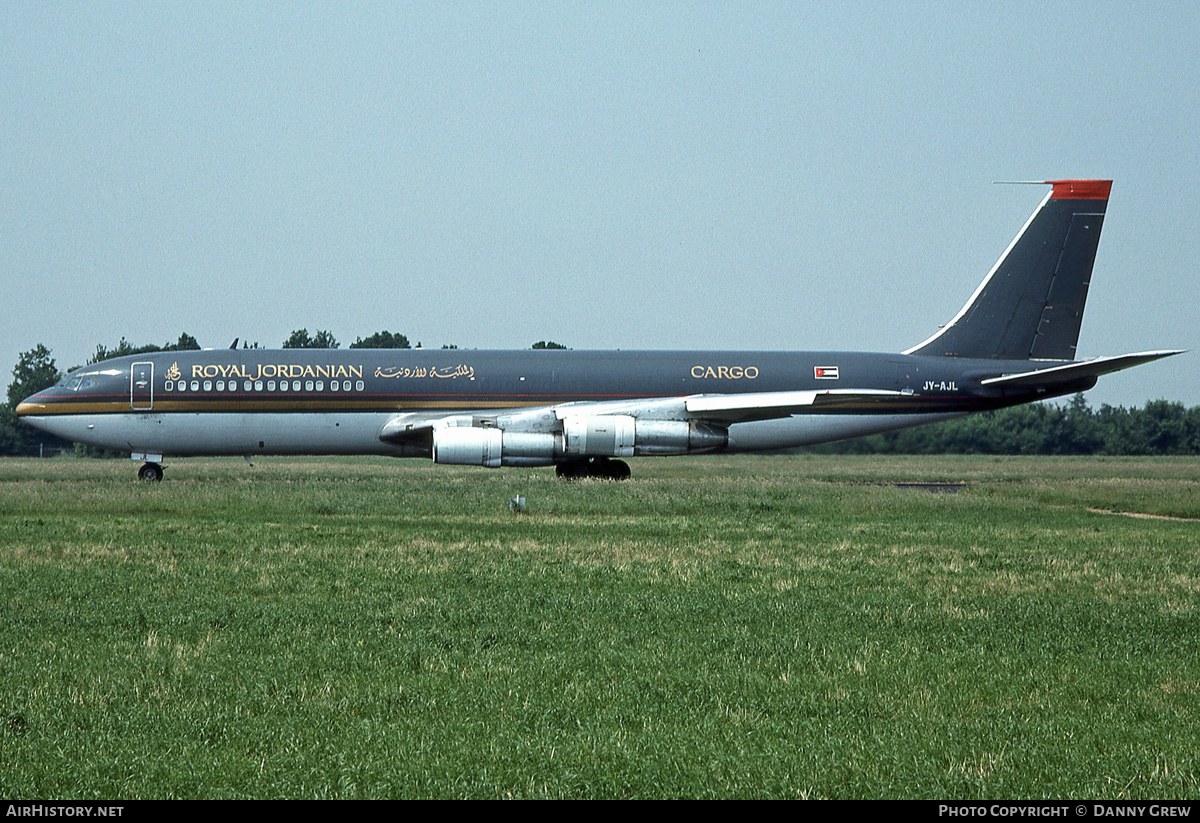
[282,329,567,351]
[800,393,1200,456]
[4,337,1194,457]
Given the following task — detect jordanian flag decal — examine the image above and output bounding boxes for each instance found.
[814,366,840,380]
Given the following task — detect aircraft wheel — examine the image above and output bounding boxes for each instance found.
[556,458,632,481]
[138,462,164,483]
[590,457,632,481]
[555,461,589,480]
[608,459,631,480]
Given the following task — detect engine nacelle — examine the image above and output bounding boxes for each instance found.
[562,416,727,457]
[563,415,636,457]
[431,426,560,467]
[632,420,727,455]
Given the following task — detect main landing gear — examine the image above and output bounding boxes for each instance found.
[137,462,164,483]
[555,457,632,481]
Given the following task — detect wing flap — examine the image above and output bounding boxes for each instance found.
[685,390,818,413]
[685,389,908,423]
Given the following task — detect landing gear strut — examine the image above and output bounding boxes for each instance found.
[555,457,631,481]
[137,462,164,483]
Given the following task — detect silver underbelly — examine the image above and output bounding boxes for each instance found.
[22,412,415,457]
[23,409,968,458]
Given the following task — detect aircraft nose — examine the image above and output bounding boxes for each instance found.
[15,390,48,417]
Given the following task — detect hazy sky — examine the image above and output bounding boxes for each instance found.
[3,2,1196,407]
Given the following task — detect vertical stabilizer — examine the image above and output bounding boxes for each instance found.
[905,180,1111,360]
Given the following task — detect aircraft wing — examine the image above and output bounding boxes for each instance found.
[378,388,911,446]
[978,350,1184,389]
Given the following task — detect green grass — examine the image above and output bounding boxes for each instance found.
[1,454,1198,798]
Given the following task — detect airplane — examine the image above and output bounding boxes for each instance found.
[16,179,1181,482]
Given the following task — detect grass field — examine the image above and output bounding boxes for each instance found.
[1,454,1198,798]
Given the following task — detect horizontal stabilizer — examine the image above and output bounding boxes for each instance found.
[979,350,1184,389]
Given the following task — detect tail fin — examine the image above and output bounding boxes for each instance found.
[905,179,1111,360]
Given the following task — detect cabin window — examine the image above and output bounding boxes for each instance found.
[293,380,301,391]
[279,381,288,392]
[305,380,314,391]
[216,380,224,391]
[267,380,276,391]
[330,381,339,392]
[203,380,212,392]
[315,380,324,391]
[164,381,173,392]
[356,380,364,391]
[243,380,252,392]
[254,380,263,391]
[228,382,236,393]
[191,380,200,391]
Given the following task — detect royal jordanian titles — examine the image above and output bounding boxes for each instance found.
[182,363,365,381]
[17,180,1182,481]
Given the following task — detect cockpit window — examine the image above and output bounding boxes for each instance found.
[60,369,120,391]
[64,376,99,391]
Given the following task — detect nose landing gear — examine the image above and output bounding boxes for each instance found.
[137,462,164,482]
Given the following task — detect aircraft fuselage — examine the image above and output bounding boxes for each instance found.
[17,347,1087,460]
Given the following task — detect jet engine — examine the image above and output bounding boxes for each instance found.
[431,427,558,468]
[562,416,727,456]
[431,415,728,467]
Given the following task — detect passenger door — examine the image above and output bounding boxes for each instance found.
[131,362,154,410]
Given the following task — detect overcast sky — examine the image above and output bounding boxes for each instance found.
[2,2,1196,407]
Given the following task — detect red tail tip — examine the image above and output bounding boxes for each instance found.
[1046,179,1112,200]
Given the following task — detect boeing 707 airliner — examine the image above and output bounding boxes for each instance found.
[17,180,1181,481]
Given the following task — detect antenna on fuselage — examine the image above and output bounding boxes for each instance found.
[229,338,239,350]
